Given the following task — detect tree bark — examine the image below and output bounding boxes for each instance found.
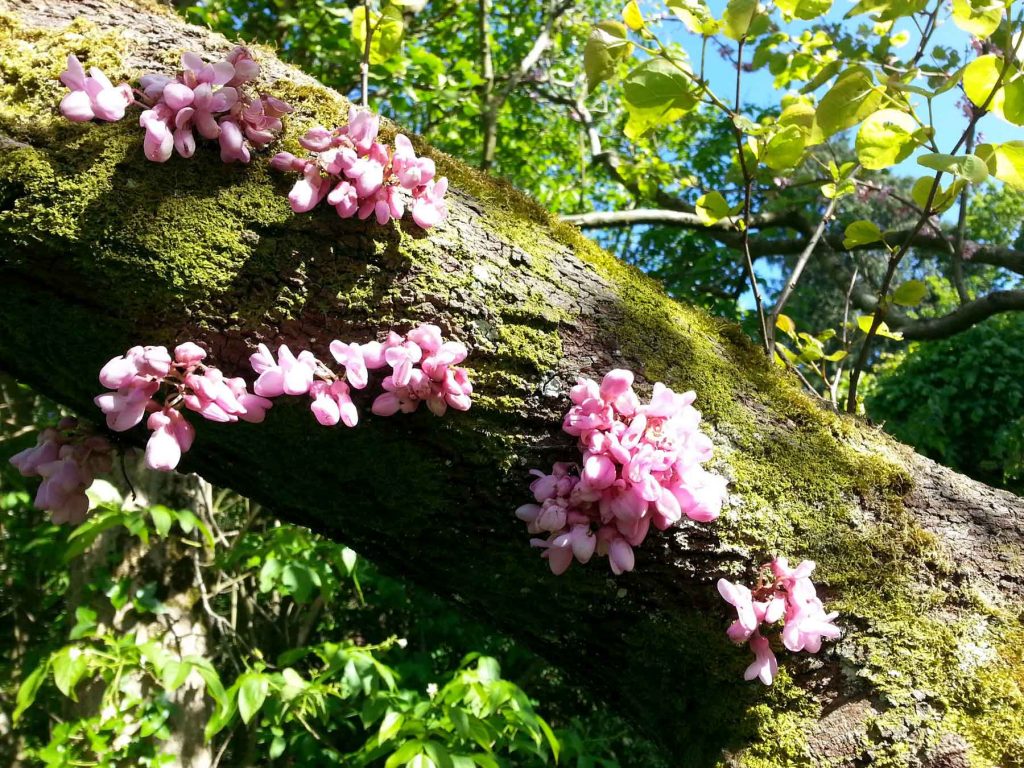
[0,1,1022,765]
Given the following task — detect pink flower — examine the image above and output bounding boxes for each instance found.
[718,558,839,685]
[392,134,436,188]
[145,408,196,471]
[288,164,328,213]
[309,380,358,427]
[745,631,778,685]
[250,344,317,397]
[412,178,449,229]
[329,340,369,389]
[346,107,380,153]
[12,423,112,526]
[94,379,160,431]
[59,54,134,123]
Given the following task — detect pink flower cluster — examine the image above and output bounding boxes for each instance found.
[9,418,113,525]
[58,54,134,123]
[250,323,472,424]
[138,48,292,163]
[516,369,728,576]
[718,558,840,685]
[272,108,449,228]
[94,343,272,472]
[58,48,292,164]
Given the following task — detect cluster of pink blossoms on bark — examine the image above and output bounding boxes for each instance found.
[250,323,472,425]
[137,48,292,163]
[718,558,841,685]
[516,369,728,576]
[58,49,292,164]
[272,110,449,228]
[9,418,113,525]
[94,342,272,472]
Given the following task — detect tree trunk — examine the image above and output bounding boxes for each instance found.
[0,1,1022,764]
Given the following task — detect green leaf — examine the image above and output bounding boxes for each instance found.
[1000,75,1024,124]
[666,0,719,34]
[893,280,928,306]
[855,109,919,170]
[14,663,47,722]
[150,505,173,537]
[51,647,88,700]
[237,673,270,725]
[385,741,425,768]
[762,124,806,170]
[379,709,405,743]
[259,556,282,593]
[352,5,405,66]
[269,736,286,760]
[695,191,734,225]
[976,142,1024,188]
[963,54,1006,115]
[776,0,833,19]
[910,176,964,212]
[722,0,759,40]
[160,660,193,692]
[843,220,884,248]
[621,57,697,139]
[916,153,989,183]
[280,667,307,702]
[856,315,904,340]
[952,0,1003,38]
[584,21,632,92]
[812,67,882,140]
[69,606,98,640]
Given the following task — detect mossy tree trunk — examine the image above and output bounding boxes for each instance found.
[0,1,1022,765]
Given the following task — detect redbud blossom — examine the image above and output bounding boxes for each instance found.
[95,342,271,472]
[517,370,727,576]
[718,558,840,685]
[9,419,113,525]
[273,108,449,230]
[250,324,473,425]
[58,54,134,123]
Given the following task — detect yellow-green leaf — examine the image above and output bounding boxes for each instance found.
[621,57,697,139]
[892,280,928,306]
[695,191,733,224]
[667,0,720,33]
[952,0,1003,38]
[623,0,644,30]
[910,176,965,213]
[584,21,633,92]
[843,220,883,248]
[916,153,989,183]
[776,0,833,19]
[855,108,919,170]
[776,314,797,336]
[963,54,1007,116]
[856,315,904,340]
[723,0,759,40]
[813,67,882,140]
[976,141,1024,188]
[763,124,806,170]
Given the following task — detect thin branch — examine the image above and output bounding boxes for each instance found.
[360,0,372,108]
[768,194,839,334]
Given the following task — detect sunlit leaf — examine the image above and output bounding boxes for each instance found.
[584,21,632,92]
[855,108,919,170]
[843,220,884,248]
[892,280,928,306]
